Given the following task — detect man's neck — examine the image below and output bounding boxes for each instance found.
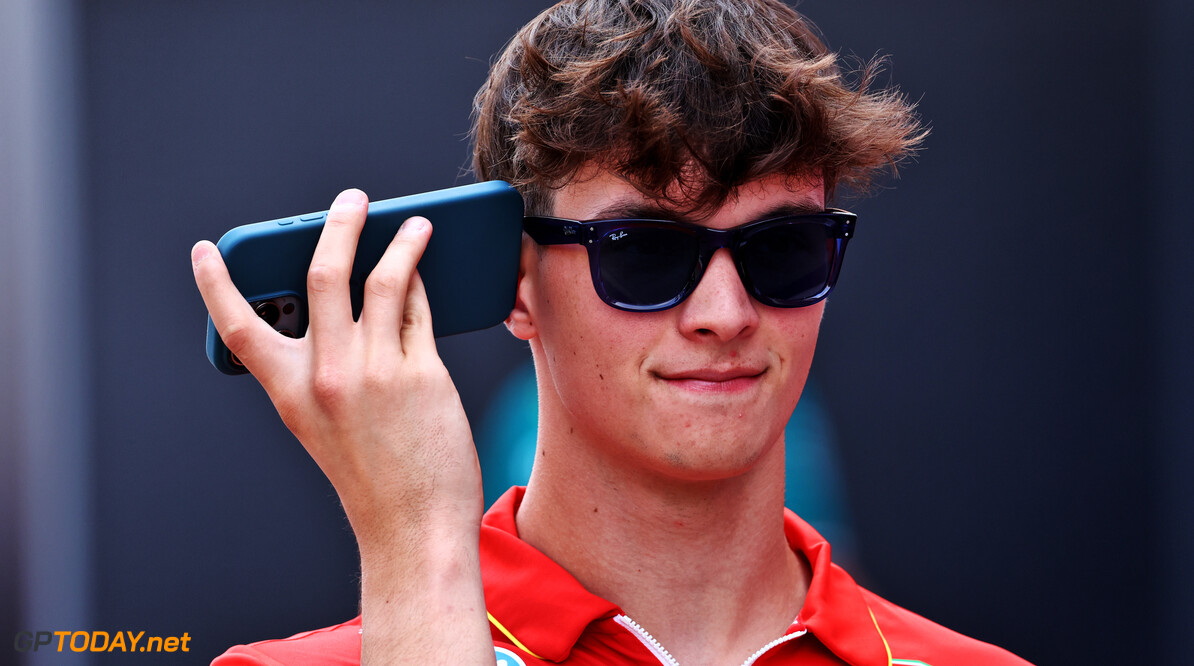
[515,422,810,666]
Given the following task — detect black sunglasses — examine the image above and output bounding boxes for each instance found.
[522,210,856,312]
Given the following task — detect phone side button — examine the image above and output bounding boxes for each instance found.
[277,218,295,226]
[300,213,325,222]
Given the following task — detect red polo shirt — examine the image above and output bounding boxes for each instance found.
[213,487,1029,665]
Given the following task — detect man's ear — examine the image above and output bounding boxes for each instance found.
[504,235,538,341]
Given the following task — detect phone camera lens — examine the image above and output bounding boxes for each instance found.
[254,302,281,327]
[278,329,296,338]
[282,302,295,315]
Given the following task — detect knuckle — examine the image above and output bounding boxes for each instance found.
[221,319,255,354]
[407,359,449,388]
[404,366,433,392]
[307,262,344,294]
[364,271,402,300]
[361,364,396,392]
[310,365,348,407]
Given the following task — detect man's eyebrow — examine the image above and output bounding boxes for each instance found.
[587,198,674,221]
[754,199,825,218]
[747,190,827,218]
[585,195,825,222]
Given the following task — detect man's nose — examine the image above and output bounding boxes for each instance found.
[676,248,759,342]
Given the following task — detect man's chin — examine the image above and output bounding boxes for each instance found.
[633,435,781,485]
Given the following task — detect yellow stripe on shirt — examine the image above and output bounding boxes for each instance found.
[488,611,544,661]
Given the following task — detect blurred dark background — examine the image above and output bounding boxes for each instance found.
[2,1,1190,664]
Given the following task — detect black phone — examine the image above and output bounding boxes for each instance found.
[205,180,524,375]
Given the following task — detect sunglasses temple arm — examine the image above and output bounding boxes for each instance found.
[522,217,583,245]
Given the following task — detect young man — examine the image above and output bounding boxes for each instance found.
[194,1,1030,664]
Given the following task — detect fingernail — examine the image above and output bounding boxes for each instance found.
[401,216,429,234]
[191,242,212,270]
[331,188,367,211]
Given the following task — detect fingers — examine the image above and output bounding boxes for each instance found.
[361,216,434,355]
[191,240,282,375]
[198,189,439,387]
[307,189,369,350]
[401,269,438,358]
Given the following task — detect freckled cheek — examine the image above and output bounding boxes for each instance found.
[581,330,655,410]
[767,306,824,375]
[574,307,645,375]
[539,252,599,317]
[537,256,645,392]
[536,254,675,409]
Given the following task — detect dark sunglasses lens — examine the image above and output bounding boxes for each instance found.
[740,223,833,304]
[597,226,699,308]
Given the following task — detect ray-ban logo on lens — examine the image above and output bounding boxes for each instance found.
[610,231,628,241]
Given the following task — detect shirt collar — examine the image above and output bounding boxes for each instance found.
[480,487,889,665]
[784,509,890,665]
[480,487,621,662]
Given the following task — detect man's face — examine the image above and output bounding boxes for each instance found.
[511,167,827,483]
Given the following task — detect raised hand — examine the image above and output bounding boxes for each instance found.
[193,188,494,664]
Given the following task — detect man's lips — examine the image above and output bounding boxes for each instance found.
[658,367,767,381]
[652,366,767,393]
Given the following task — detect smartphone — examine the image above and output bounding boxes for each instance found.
[205,180,524,375]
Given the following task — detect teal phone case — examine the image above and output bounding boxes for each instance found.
[205,180,524,375]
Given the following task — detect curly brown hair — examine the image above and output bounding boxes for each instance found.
[471,0,926,216]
